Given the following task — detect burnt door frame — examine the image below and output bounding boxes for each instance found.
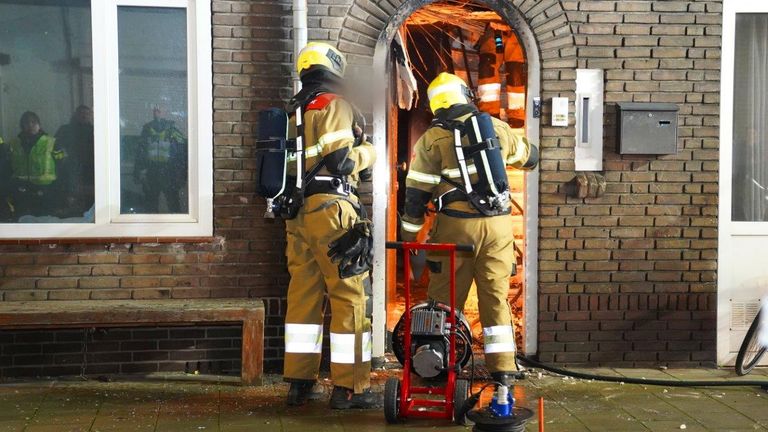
[369,0,542,361]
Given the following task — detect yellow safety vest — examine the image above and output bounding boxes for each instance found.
[7,135,63,186]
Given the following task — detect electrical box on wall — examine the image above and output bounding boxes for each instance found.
[575,69,604,171]
[616,103,679,155]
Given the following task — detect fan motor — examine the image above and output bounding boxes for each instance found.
[391,301,473,378]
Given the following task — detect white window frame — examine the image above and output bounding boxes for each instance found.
[0,0,212,238]
[719,0,768,237]
[717,0,768,365]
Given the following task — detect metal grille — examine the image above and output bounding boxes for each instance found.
[411,309,447,336]
[731,299,761,330]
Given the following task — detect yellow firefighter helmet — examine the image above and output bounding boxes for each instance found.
[296,42,347,79]
[427,72,472,114]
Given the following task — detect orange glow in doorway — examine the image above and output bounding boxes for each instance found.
[386,1,529,353]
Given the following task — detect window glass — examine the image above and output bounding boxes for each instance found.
[732,14,768,222]
[118,6,188,215]
[0,0,94,223]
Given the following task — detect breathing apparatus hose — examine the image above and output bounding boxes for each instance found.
[516,354,768,389]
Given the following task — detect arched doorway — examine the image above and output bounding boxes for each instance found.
[368,0,541,361]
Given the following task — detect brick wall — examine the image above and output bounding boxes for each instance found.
[0,0,724,376]
[299,0,723,367]
[0,326,242,378]
[0,0,295,376]
[535,0,721,366]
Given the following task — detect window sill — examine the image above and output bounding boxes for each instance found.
[0,237,216,246]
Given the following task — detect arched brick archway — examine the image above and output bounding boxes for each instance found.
[342,0,577,361]
[336,0,576,67]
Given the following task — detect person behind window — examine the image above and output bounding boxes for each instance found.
[134,103,187,213]
[55,105,94,216]
[0,136,11,222]
[1,111,66,219]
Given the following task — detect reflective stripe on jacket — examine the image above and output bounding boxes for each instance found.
[403,113,535,228]
[142,124,185,163]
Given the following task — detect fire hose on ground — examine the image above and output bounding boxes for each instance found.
[516,354,768,389]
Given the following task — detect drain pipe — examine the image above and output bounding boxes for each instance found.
[292,0,307,93]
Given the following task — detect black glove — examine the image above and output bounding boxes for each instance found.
[338,247,373,279]
[328,219,373,279]
[359,167,373,182]
[352,109,367,147]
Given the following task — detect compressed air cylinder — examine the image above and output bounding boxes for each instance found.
[464,112,509,202]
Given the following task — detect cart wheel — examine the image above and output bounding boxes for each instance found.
[453,378,470,425]
[384,377,402,424]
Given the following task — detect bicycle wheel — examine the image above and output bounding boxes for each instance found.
[735,310,767,376]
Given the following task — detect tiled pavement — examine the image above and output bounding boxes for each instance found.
[0,368,767,432]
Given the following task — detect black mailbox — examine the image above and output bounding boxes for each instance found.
[616,103,679,155]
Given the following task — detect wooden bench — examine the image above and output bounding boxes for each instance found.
[0,299,265,385]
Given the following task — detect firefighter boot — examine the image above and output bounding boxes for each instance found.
[286,379,323,406]
[330,386,383,409]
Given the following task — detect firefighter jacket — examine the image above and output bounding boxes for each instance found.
[287,94,376,205]
[3,132,64,186]
[401,109,536,239]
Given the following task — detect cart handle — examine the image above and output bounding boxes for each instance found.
[385,241,474,253]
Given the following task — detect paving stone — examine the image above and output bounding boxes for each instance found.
[622,404,691,422]
[154,417,219,431]
[686,410,764,430]
[643,420,707,431]
[24,425,90,432]
[282,415,345,431]
[0,371,766,431]
[27,410,97,426]
[0,421,25,432]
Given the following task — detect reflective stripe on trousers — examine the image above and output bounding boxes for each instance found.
[507,91,525,110]
[285,323,323,353]
[424,213,519,373]
[330,331,372,364]
[283,195,372,392]
[483,325,516,354]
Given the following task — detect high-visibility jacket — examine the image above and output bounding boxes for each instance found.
[5,134,63,186]
[139,119,185,164]
[401,109,536,236]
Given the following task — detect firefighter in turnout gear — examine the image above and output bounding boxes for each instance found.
[401,73,538,386]
[282,42,381,409]
[477,27,527,128]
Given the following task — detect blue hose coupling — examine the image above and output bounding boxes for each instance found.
[490,384,515,417]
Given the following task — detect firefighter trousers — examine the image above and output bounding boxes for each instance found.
[426,212,519,373]
[283,195,371,393]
